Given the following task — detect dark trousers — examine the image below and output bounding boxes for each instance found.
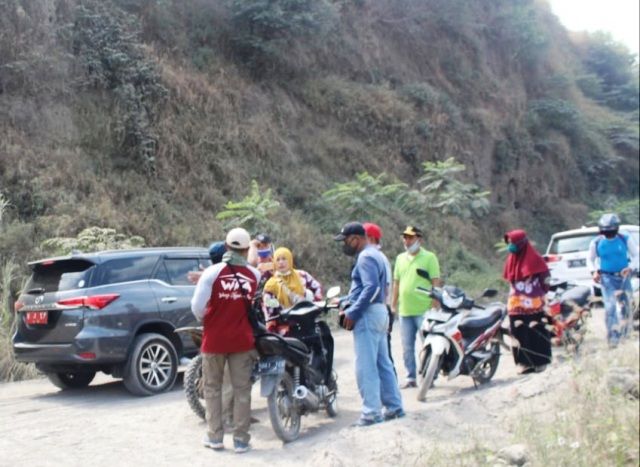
[509,311,552,368]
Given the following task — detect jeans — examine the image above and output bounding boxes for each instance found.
[353,303,403,420]
[600,273,633,344]
[400,314,425,381]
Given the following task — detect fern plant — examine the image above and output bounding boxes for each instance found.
[216,180,280,233]
[418,157,490,218]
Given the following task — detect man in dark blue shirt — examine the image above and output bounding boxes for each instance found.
[335,222,404,426]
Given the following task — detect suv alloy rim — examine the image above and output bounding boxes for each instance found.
[139,343,173,389]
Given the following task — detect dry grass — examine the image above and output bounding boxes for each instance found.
[513,341,640,466]
[0,260,39,382]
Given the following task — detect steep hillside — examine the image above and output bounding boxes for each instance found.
[0,0,638,284]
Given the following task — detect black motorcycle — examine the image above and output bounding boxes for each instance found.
[254,286,340,442]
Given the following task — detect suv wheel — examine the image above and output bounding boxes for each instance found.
[123,333,178,396]
[46,371,96,390]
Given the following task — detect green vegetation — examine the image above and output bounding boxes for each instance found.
[215,180,281,233]
[588,197,640,226]
[41,226,146,257]
[0,0,638,381]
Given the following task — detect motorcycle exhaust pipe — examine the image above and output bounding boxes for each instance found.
[293,385,320,411]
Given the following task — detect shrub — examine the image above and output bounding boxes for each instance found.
[0,259,39,382]
[215,180,281,233]
[224,0,336,75]
[71,1,167,172]
[41,226,146,256]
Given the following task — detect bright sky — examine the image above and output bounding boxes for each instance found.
[548,0,639,55]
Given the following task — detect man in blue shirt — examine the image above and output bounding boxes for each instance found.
[334,222,404,426]
[587,213,639,347]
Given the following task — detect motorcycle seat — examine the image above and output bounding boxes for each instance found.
[458,307,503,330]
[255,334,309,357]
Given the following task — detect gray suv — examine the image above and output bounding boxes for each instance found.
[13,247,210,395]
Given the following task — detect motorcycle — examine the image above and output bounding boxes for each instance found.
[545,279,591,352]
[414,269,506,402]
[253,286,340,442]
[174,326,207,420]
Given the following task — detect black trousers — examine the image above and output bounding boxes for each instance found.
[509,311,552,368]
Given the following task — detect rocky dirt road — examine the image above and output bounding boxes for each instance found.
[0,308,627,466]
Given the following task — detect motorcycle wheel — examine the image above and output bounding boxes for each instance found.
[184,354,206,420]
[472,342,500,385]
[416,349,441,402]
[267,372,301,443]
[563,330,582,354]
[325,371,338,418]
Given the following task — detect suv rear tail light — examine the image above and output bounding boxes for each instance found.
[57,294,120,310]
[14,300,25,312]
[544,254,562,263]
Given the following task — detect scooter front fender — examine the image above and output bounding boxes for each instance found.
[424,334,450,356]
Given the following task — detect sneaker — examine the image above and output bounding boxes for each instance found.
[534,365,547,373]
[383,409,406,421]
[351,415,384,427]
[399,380,417,389]
[203,437,224,451]
[233,439,251,454]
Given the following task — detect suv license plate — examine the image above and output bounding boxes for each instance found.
[568,259,586,268]
[25,311,48,325]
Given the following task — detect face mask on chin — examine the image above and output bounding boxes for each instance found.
[405,241,420,254]
[507,243,519,254]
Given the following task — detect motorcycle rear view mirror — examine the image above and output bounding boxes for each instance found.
[481,288,498,298]
[416,268,431,281]
[326,286,341,300]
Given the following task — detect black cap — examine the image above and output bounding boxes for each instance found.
[255,233,272,244]
[333,222,366,241]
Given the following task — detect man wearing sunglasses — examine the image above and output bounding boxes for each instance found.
[391,226,442,389]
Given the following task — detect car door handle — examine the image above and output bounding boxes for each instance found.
[161,297,178,303]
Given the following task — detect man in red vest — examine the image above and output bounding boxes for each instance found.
[191,227,260,454]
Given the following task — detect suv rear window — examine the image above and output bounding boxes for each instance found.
[92,256,159,286]
[548,234,597,254]
[26,259,95,293]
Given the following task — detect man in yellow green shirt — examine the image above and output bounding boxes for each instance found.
[391,226,442,388]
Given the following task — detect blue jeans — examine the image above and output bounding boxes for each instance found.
[353,303,403,420]
[601,273,633,344]
[400,315,425,381]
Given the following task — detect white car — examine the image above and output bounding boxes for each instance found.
[544,225,639,308]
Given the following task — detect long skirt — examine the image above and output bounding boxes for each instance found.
[509,311,552,368]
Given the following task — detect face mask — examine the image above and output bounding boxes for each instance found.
[405,241,420,254]
[342,241,358,257]
[507,243,519,254]
[603,231,617,239]
[257,248,272,259]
